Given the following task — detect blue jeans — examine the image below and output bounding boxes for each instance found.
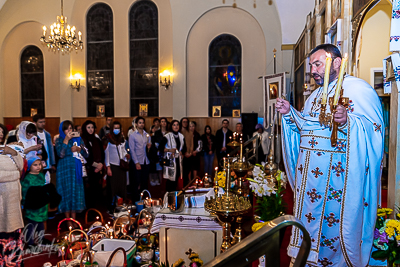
[203,152,215,176]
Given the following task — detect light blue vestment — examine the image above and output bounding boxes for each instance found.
[282,76,384,266]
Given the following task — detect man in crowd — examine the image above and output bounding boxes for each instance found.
[32,114,56,172]
[276,44,384,266]
[215,119,233,164]
[129,116,151,201]
[99,117,112,140]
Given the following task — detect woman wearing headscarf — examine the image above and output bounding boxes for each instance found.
[160,120,186,192]
[81,120,105,208]
[55,120,88,220]
[18,121,42,158]
[104,121,130,208]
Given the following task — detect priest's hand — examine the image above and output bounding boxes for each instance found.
[333,105,347,125]
[276,98,290,115]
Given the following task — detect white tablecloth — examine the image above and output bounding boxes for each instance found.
[150,207,222,233]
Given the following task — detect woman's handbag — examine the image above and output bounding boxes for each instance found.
[162,154,175,181]
[116,145,129,171]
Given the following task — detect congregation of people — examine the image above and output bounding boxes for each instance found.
[0,115,273,251]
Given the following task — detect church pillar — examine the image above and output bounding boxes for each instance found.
[388,83,400,210]
[59,54,73,122]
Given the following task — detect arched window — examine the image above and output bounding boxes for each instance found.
[21,46,44,117]
[209,34,241,117]
[87,3,114,117]
[129,0,158,116]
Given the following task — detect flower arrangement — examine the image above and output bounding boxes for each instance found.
[247,164,287,225]
[167,249,203,267]
[372,207,400,265]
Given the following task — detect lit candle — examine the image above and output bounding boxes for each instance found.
[78,31,82,41]
[96,216,99,221]
[50,25,54,35]
[70,248,72,256]
[321,53,332,105]
[65,236,68,241]
[42,26,46,36]
[69,226,72,232]
[110,235,113,239]
[86,242,89,249]
[62,247,65,260]
[333,53,348,105]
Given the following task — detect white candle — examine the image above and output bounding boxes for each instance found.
[321,53,332,105]
[333,53,348,105]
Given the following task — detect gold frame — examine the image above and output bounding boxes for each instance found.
[139,103,148,117]
[212,106,221,117]
[232,109,241,118]
[96,105,105,117]
[30,108,37,117]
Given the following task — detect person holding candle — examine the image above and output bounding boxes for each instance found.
[276,44,384,266]
[129,116,151,201]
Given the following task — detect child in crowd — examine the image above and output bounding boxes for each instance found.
[21,156,48,247]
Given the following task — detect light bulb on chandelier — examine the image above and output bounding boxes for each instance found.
[40,0,83,53]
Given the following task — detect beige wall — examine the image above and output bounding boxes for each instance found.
[0,0,291,122]
[187,7,268,117]
[1,21,61,117]
[358,2,391,84]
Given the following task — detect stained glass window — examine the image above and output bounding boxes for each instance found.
[87,3,114,117]
[209,34,241,117]
[21,46,44,116]
[129,0,158,116]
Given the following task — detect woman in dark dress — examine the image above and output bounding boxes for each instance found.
[201,125,216,176]
[81,120,105,208]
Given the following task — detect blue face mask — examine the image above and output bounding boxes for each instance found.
[113,129,120,135]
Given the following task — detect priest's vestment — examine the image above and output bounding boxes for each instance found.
[282,76,384,266]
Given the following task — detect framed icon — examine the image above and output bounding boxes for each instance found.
[212,106,221,117]
[139,103,148,117]
[30,108,37,117]
[269,82,279,100]
[232,109,241,118]
[96,105,105,117]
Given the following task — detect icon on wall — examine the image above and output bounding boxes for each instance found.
[30,108,37,117]
[212,106,221,117]
[232,109,241,118]
[139,103,148,117]
[96,105,105,117]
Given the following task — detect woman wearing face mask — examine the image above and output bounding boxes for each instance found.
[104,121,130,208]
[81,120,105,208]
[160,120,186,192]
[56,120,88,220]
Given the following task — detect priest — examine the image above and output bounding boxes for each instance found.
[276,44,384,266]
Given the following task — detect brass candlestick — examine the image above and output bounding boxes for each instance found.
[328,89,349,147]
[205,158,252,253]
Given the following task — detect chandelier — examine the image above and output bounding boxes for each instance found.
[40,0,83,52]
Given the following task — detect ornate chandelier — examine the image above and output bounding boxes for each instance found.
[40,0,83,52]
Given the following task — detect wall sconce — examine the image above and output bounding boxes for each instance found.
[159,70,172,90]
[70,73,82,91]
